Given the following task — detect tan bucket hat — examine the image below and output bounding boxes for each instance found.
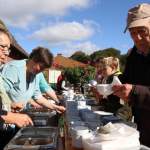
[124,3,150,33]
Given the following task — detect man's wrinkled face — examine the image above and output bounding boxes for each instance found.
[0,32,11,64]
[129,26,150,54]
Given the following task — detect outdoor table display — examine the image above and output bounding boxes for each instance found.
[4,108,63,150]
[62,90,150,150]
[4,90,150,150]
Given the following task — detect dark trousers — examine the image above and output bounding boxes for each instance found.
[0,127,19,150]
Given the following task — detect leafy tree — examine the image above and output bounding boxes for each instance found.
[90,48,121,61]
[78,66,95,85]
[64,66,95,86]
[64,67,83,85]
[70,51,90,64]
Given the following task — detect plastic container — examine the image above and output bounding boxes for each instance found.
[71,126,90,149]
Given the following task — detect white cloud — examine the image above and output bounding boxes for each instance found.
[70,41,98,54]
[5,15,36,28]
[0,0,90,28]
[30,21,95,44]
[58,41,98,57]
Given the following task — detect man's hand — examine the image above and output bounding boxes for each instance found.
[55,105,66,114]
[28,99,43,109]
[36,96,66,113]
[11,102,24,112]
[112,84,133,101]
[1,112,33,128]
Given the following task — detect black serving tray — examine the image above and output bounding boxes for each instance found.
[4,127,58,150]
[22,109,57,126]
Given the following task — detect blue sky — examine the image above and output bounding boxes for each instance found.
[0,0,150,56]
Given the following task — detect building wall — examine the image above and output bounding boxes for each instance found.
[48,69,61,84]
[48,69,61,90]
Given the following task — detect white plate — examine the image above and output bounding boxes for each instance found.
[94,111,113,115]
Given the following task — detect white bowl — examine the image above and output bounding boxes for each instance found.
[96,84,113,96]
[94,111,113,116]
[89,80,97,86]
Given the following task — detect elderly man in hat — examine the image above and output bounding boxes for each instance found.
[113,3,150,147]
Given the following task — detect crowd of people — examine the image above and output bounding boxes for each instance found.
[0,2,150,149]
[0,26,65,148]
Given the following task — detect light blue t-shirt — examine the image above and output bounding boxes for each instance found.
[1,59,42,104]
[37,72,53,93]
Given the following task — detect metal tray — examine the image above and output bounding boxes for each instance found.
[22,108,56,117]
[22,109,57,126]
[4,127,58,150]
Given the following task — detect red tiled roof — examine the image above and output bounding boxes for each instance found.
[53,54,87,69]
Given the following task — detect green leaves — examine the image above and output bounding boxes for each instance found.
[64,66,95,86]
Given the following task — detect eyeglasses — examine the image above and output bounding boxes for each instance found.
[0,44,11,55]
